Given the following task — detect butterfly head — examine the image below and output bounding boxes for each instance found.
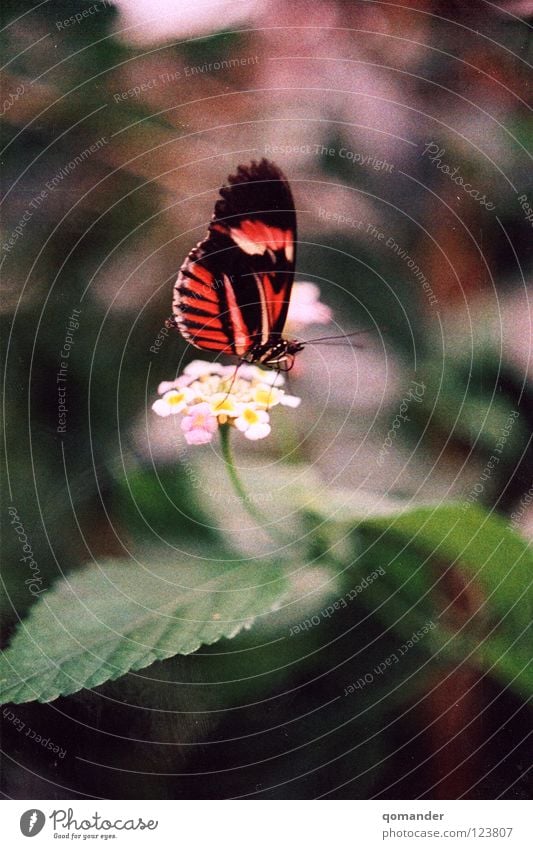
[245,337,304,371]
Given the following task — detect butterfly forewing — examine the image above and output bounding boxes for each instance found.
[172,159,297,358]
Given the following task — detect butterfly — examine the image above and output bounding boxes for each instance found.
[167,158,304,370]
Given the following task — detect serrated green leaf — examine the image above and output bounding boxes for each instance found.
[0,550,290,704]
[305,497,533,699]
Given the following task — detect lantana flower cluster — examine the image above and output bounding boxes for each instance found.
[152,360,301,445]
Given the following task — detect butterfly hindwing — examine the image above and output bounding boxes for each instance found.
[173,159,297,357]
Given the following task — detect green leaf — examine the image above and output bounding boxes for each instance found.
[413,357,527,453]
[111,462,219,544]
[305,497,533,699]
[0,550,290,704]
[372,504,533,697]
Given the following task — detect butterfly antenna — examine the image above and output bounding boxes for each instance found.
[302,328,380,344]
[303,339,367,348]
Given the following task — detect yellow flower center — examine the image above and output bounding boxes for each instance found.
[211,393,239,416]
[167,391,186,406]
[243,407,260,425]
[253,385,280,407]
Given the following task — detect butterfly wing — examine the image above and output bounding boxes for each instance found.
[172,159,296,357]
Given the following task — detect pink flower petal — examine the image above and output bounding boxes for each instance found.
[183,428,215,445]
[181,402,218,445]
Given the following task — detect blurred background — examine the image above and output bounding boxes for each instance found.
[1,0,532,799]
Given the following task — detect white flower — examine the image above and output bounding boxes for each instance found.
[286,282,332,330]
[234,406,271,440]
[152,387,192,417]
[252,367,285,386]
[252,383,283,408]
[157,373,197,394]
[279,393,301,408]
[208,392,241,420]
[157,380,179,395]
[183,359,225,378]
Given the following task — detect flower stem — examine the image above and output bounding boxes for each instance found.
[218,424,284,542]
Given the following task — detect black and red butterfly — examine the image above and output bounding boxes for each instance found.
[167,159,305,370]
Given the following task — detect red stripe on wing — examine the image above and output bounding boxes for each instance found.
[179,295,220,316]
[174,259,255,356]
[261,273,291,336]
[223,274,252,356]
[230,221,292,256]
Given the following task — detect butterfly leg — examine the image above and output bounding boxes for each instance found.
[278,354,295,372]
[215,360,242,411]
[264,366,285,412]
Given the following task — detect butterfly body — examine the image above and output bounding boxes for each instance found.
[242,336,305,370]
[170,159,301,369]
